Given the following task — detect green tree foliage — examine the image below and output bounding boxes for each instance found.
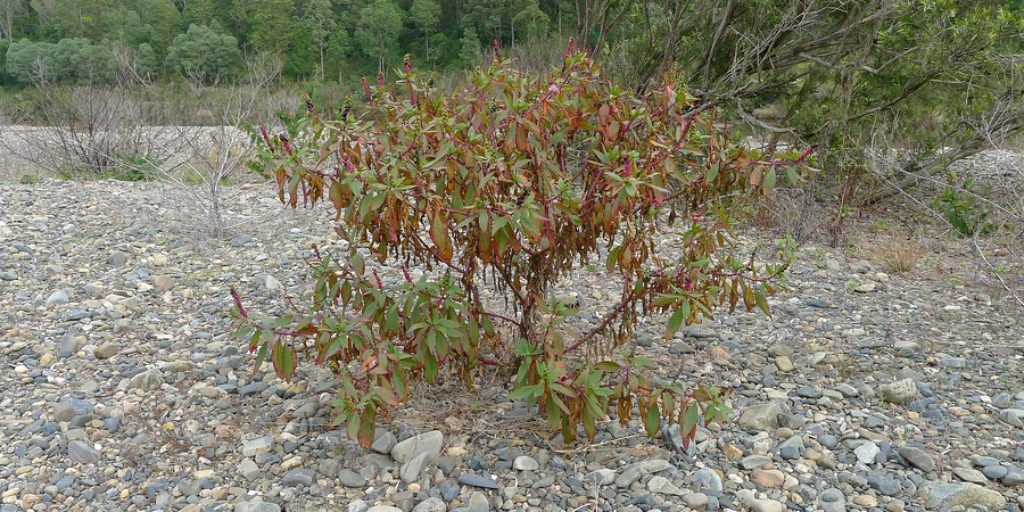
[512,0,549,44]
[0,0,28,40]
[354,0,403,72]
[134,0,182,54]
[457,26,481,65]
[247,0,296,55]
[300,0,334,79]
[182,0,215,25]
[5,37,116,83]
[409,0,441,60]
[134,41,158,77]
[165,23,241,83]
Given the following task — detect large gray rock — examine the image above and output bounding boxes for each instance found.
[737,402,783,431]
[647,475,685,496]
[400,451,433,483]
[372,430,398,454]
[237,459,260,480]
[93,343,119,360]
[466,492,489,512]
[241,436,274,456]
[282,468,315,487]
[817,488,846,512]
[411,498,447,512]
[46,289,69,306]
[236,501,281,512]
[899,446,936,472]
[919,482,1006,511]
[391,430,443,464]
[68,441,101,464]
[128,369,163,390]
[877,378,918,405]
[999,409,1024,428]
[53,397,93,422]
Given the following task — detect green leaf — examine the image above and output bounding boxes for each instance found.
[754,287,771,316]
[706,161,720,182]
[644,401,660,437]
[680,401,700,440]
[424,351,438,383]
[665,305,685,339]
[430,211,453,262]
[509,383,541,401]
[351,253,365,276]
[763,168,777,192]
[271,341,297,381]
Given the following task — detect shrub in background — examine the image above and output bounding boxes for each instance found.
[236,47,804,447]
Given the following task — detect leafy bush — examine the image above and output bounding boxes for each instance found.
[237,49,803,447]
[935,180,993,237]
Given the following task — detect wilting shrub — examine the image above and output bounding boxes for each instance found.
[236,47,805,447]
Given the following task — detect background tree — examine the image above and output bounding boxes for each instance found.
[247,0,296,56]
[511,0,549,45]
[0,0,26,40]
[457,26,480,65]
[409,0,441,62]
[134,0,182,55]
[300,0,334,79]
[165,23,241,83]
[354,0,403,73]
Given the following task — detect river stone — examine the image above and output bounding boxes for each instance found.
[458,473,499,489]
[999,409,1024,428]
[391,430,444,464]
[128,369,163,390]
[817,488,846,512]
[513,455,539,471]
[68,441,100,464]
[236,501,281,512]
[400,451,433,483]
[952,467,988,484]
[877,378,918,405]
[854,443,880,464]
[371,430,398,454]
[411,498,446,512]
[919,482,1006,511]
[93,343,120,360]
[241,436,274,456]
[282,468,315,487]
[466,492,489,512]
[898,446,936,472]
[338,468,366,487]
[737,402,783,430]
[691,468,723,496]
[647,475,685,495]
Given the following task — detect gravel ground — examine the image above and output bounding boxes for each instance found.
[1,179,1022,512]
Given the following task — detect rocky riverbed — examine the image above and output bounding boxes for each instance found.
[1,179,1022,512]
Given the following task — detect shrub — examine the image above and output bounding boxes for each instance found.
[236,48,804,447]
[873,236,926,274]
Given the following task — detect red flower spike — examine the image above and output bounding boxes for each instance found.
[378,72,385,88]
[229,286,248,320]
[259,126,271,148]
[565,38,574,58]
[372,270,383,290]
[404,56,412,74]
[361,77,372,101]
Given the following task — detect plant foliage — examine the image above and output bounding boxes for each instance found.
[236,48,805,448]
